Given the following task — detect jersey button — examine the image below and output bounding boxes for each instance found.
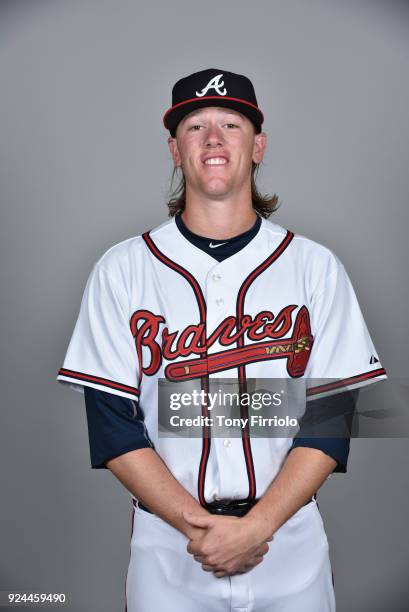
[212,272,222,282]
[223,439,231,448]
[216,297,224,306]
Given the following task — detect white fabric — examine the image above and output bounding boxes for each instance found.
[127,499,336,612]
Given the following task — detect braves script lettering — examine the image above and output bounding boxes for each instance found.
[130,305,313,380]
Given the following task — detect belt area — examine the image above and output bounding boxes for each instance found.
[135,494,316,518]
[204,498,258,517]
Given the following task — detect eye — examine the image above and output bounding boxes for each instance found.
[188,124,203,131]
[225,123,238,128]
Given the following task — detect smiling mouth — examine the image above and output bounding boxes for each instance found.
[204,157,228,166]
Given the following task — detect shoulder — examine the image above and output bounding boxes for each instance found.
[261,218,343,278]
[93,234,144,281]
[86,218,175,296]
[94,218,174,276]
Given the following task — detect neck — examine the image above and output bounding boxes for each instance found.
[181,185,257,239]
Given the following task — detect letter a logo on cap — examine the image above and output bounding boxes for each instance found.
[196,74,227,97]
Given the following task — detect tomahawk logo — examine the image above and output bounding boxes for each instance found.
[196,73,227,97]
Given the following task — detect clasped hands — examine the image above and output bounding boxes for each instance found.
[183,511,273,578]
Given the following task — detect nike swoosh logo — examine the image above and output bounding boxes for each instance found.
[209,241,228,249]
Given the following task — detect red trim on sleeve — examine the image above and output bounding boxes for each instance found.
[57,368,140,398]
[306,368,386,396]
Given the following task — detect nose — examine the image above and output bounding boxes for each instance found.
[204,123,224,148]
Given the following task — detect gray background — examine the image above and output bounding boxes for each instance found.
[0,1,408,610]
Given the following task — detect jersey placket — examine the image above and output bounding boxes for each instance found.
[204,260,250,502]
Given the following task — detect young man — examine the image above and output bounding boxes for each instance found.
[57,69,387,611]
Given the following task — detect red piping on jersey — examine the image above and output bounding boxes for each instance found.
[236,230,295,500]
[57,368,140,398]
[142,232,206,322]
[307,368,386,396]
[142,231,211,507]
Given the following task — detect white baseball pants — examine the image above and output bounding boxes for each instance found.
[126,498,336,612]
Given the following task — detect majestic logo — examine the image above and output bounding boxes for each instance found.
[130,305,313,382]
[196,73,227,97]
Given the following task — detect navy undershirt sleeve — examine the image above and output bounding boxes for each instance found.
[289,389,359,473]
[83,387,153,469]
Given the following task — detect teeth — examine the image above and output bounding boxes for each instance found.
[204,157,227,165]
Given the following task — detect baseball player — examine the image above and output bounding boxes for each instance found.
[57,68,387,612]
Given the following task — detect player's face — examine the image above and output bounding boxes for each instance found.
[168,107,266,200]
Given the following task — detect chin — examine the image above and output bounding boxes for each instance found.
[201,180,231,197]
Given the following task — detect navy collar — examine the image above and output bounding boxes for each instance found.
[175,213,262,262]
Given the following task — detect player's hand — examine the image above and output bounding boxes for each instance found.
[204,540,270,577]
[183,523,208,543]
[183,511,273,577]
[181,510,212,542]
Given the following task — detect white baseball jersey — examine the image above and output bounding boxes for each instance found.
[57,216,386,611]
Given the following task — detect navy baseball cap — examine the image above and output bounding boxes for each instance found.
[163,68,264,137]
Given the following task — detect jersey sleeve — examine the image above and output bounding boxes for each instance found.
[56,262,140,401]
[305,256,387,400]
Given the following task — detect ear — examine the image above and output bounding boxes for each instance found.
[168,136,182,167]
[252,132,267,164]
